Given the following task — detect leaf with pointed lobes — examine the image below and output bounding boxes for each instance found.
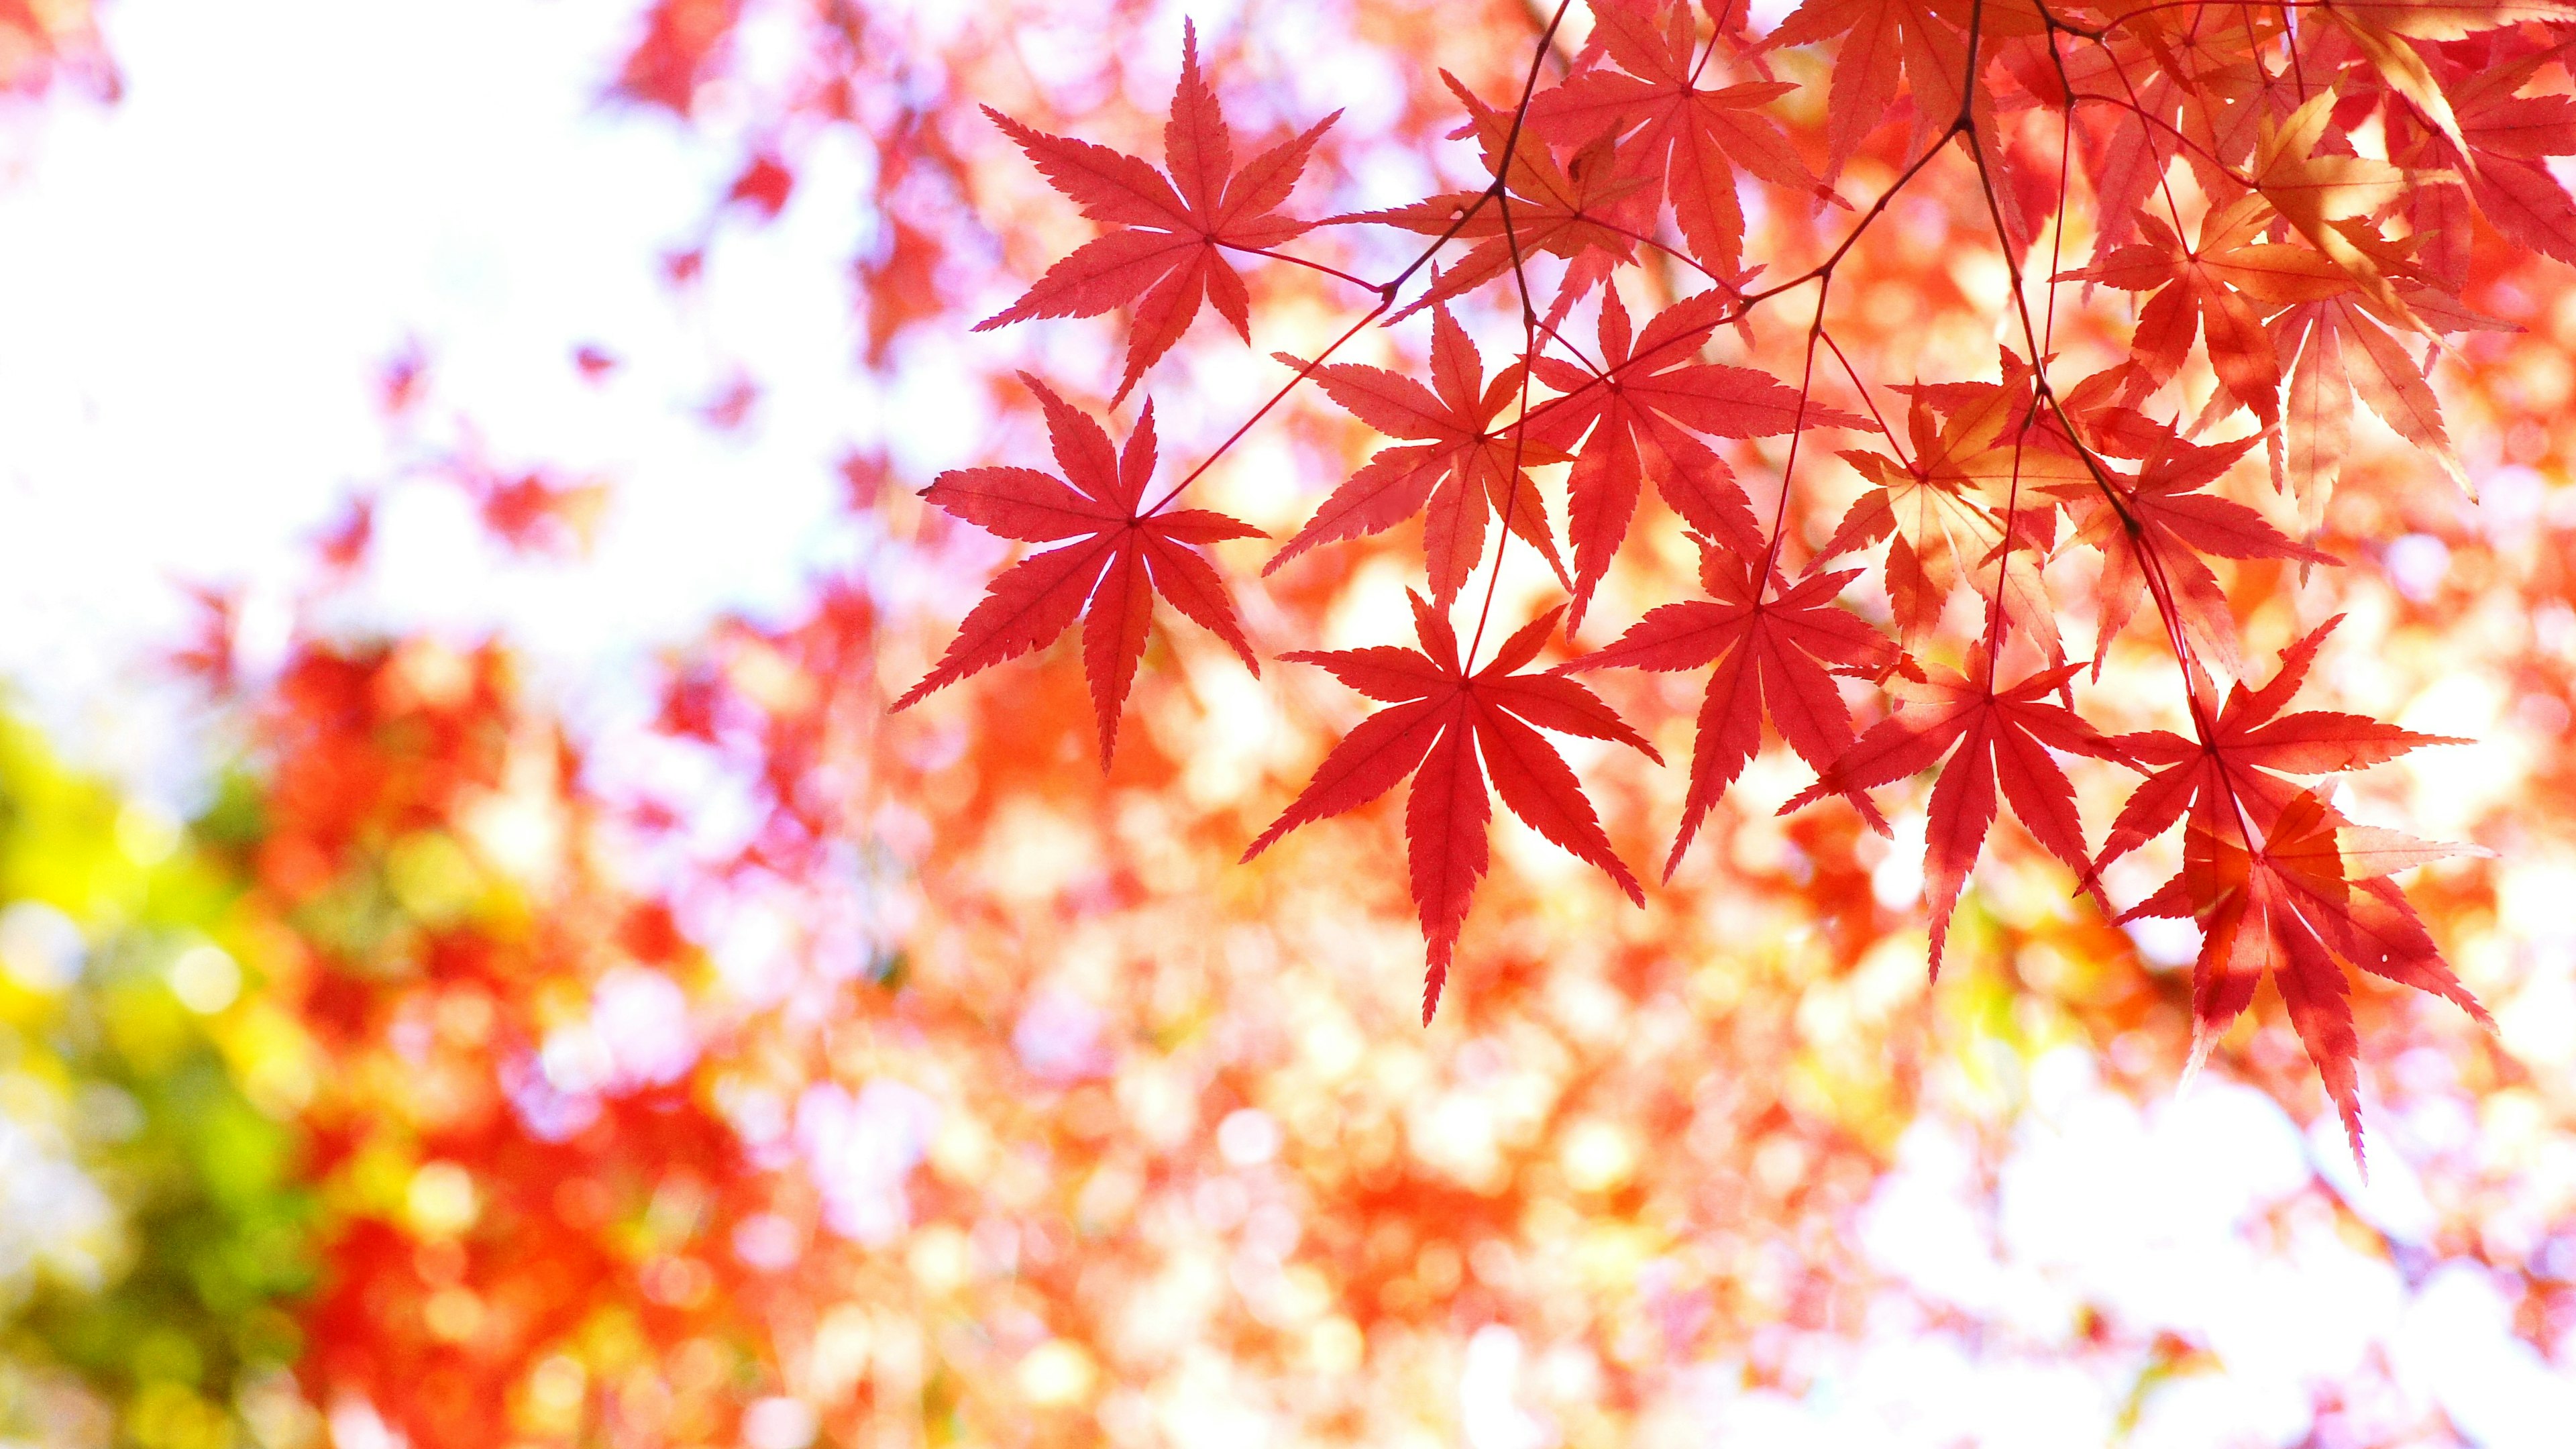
[1244,594,1657,1022]
[1338,72,1646,325]
[894,376,1265,763]
[1762,0,1969,180]
[2057,194,2352,427]
[1566,544,1896,877]
[1782,657,2123,977]
[2251,94,2441,330]
[1524,0,1823,275]
[2326,0,2576,33]
[2043,429,2337,679]
[1821,374,2084,661]
[2272,296,2468,527]
[2414,30,2576,269]
[1266,303,1571,606]
[2121,788,2492,1169]
[975,19,1340,403]
[1525,288,1870,630]
[2092,616,2469,882]
[2314,0,2576,161]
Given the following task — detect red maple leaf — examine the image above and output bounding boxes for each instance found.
[1763,0,1969,178]
[975,20,1338,403]
[2122,787,2489,1165]
[2090,618,2486,1152]
[1340,72,1646,325]
[1525,287,1868,628]
[2412,32,2576,268]
[1244,594,1658,1022]
[2043,429,2336,678]
[1785,657,2123,975]
[893,376,1265,760]
[1266,303,1571,606]
[2249,94,2422,326]
[2092,616,2465,879]
[2275,294,2469,524]
[1525,0,1821,274]
[1820,371,2082,659]
[2057,195,2352,427]
[1566,545,1895,875]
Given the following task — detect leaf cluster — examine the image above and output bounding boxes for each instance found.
[911,0,2575,1155]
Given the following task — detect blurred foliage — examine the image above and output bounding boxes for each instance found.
[0,714,313,1449]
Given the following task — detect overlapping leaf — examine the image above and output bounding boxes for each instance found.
[2057,194,2352,427]
[1822,376,2084,659]
[2417,32,2576,266]
[2092,617,2464,875]
[1525,288,1868,627]
[2247,94,2426,326]
[1764,0,1968,177]
[1340,72,1646,324]
[2121,785,2489,1164]
[1525,0,1821,274]
[2043,430,2334,676]
[2274,295,2469,522]
[2083,618,2487,1157]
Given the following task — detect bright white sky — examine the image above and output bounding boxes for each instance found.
[0,0,881,794]
[0,3,2565,1440]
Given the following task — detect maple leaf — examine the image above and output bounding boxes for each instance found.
[1784,657,2121,976]
[893,376,1265,761]
[1821,374,2086,660]
[1524,1,1821,274]
[1340,72,1646,324]
[2092,616,2466,877]
[2422,34,2576,267]
[2311,0,2576,162]
[2273,294,2470,527]
[1524,287,1870,629]
[1567,545,1896,875]
[1266,303,1572,605]
[2099,4,2296,203]
[2057,194,2352,426]
[2122,786,2490,1165]
[975,20,1340,403]
[2365,30,2576,293]
[1244,594,1658,1022]
[2317,0,2576,26]
[1764,0,1968,178]
[2054,36,2188,255]
[2248,93,2431,326]
[2041,430,2335,677]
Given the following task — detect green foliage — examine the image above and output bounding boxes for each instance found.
[0,716,316,1449]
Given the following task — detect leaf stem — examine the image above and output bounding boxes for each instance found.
[1218,241,1383,294]
[1466,0,1578,670]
